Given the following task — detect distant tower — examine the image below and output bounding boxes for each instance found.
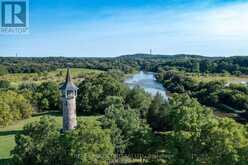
[149,49,152,55]
[59,67,78,131]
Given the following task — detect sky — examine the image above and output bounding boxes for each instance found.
[0,0,248,57]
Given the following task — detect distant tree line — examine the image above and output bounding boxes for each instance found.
[1,54,248,75]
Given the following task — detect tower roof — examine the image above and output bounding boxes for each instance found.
[59,67,78,91]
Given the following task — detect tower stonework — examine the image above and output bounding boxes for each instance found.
[59,68,78,131]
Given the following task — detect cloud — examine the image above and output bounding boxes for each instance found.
[1,1,248,57]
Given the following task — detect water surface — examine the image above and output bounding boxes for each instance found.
[125,71,168,100]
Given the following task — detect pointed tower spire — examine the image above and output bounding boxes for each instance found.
[65,67,72,84]
[60,67,78,91]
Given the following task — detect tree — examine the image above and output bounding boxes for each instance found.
[61,121,114,165]
[0,65,8,76]
[191,62,200,73]
[12,117,60,164]
[35,82,60,111]
[0,80,11,89]
[0,101,12,126]
[77,73,126,114]
[102,96,124,110]
[147,93,169,131]
[160,95,248,165]
[0,91,32,126]
[126,87,152,118]
[101,105,153,154]
[12,117,114,165]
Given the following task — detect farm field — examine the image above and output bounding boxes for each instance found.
[0,111,101,160]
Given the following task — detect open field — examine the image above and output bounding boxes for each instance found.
[0,68,103,87]
[0,111,101,159]
[188,74,248,83]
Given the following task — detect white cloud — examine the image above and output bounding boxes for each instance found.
[1,1,248,57]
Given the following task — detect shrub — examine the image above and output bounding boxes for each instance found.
[0,80,11,89]
[0,91,32,126]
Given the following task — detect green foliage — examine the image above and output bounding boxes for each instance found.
[158,70,248,116]
[101,104,154,154]
[106,69,126,81]
[160,95,248,165]
[126,87,152,118]
[12,117,114,165]
[0,91,33,126]
[19,83,37,92]
[61,121,114,165]
[12,117,60,164]
[0,65,8,76]
[147,93,169,131]
[2,54,248,75]
[0,112,100,159]
[0,101,12,126]
[0,80,11,90]
[102,96,124,110]
[35,82,60,111]
[77,73,127,114]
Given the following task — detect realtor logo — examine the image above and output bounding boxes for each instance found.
[2,1,26,27]
[0,0,29,34]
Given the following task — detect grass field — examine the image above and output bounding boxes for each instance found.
[188,73,248,83]
[0,68,103,87]
[0,111,101,160]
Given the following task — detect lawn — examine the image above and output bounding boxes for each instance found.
[0,111,101,160]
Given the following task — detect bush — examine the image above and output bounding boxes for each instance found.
[0,80,11,89]
[0,91,33,126]
[0,65,8,76]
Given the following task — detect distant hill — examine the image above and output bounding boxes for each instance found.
[118,53,221,60]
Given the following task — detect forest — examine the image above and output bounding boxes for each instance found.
[1,54,248,74]
[0,54,248,164]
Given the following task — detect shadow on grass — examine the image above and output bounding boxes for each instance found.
[32,110,103,118]
[236,112,248,124]
[0,130,22,137]
[0,158,13,165]
[32,111,62,117]
[112,163,150,165]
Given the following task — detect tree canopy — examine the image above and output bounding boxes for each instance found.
[12,117,114,165]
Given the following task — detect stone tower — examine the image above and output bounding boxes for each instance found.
[59,67,78,131]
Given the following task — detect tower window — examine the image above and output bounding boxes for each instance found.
[67,90,75,98]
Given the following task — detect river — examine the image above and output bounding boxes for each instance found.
[125,71,168,100]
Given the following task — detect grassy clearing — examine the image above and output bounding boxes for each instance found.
[188,74,248,83]
[0,111,101,159]
[0,68,103,86]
